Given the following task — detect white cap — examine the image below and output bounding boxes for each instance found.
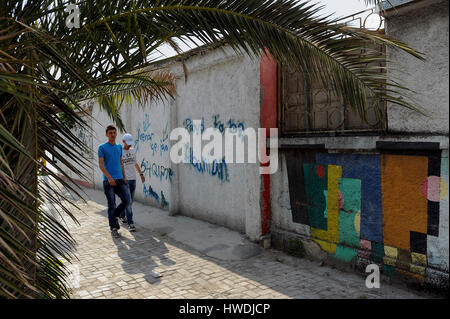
[123,133,133,146]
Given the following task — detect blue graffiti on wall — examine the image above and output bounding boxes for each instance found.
[162,123,170,143]
[213,114,245,134]
[184,117,205,134]
[183,115,245,135]
[184,146,230,183]
[134,128,155,153]
[161,192,169,209]
[143,184,170,208]
[134,114,154,153]
[143,114,151,132]
[141,159,174,183]
[134,113,170,156]
[143,184,159,201]
[149,142,170,157]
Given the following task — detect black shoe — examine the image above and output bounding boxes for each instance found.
[111,229,120,238]
[119,217,127,224]
[128,223,136,232]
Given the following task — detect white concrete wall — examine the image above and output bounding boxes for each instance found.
[57,102,94,185]
[62,46,263,241]
[385,0,449,134]
[172,47,261,238]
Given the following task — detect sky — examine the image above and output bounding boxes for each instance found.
[318,0,370,18]
[157,0,376,59]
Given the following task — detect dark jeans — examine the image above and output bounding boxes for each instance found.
[103,179,131,230]
[121,179,136,224]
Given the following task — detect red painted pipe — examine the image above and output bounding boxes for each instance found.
[260,50,278,236]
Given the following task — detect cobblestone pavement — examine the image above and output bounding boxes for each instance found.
[64,187,436,299]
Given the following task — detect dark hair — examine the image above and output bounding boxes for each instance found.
[106,125,117,134]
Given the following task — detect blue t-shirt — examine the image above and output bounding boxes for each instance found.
[98,142,124,181]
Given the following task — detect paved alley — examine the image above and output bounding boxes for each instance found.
[61,185,436,299]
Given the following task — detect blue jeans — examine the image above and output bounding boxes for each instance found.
[121,179,136,224]
[103,179,131,230]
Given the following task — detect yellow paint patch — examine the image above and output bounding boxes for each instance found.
[411,252,427,266]
[383,257,397,266]
[441,179,449,201]
[327,165,342,244]
[312,238,336,254]
[384,246,398,259]
[354,211,361,237]
[410,265,426,276]
[310,165,342,245]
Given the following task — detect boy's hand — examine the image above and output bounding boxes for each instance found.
[140,174,145,183]
[108,177,117,186]
[124,178,128,187]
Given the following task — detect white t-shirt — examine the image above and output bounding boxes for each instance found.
[122,147,137,181]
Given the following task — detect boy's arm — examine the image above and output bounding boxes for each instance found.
[120,157,128,186]
[99,157,116,186]
[135,163,145,183]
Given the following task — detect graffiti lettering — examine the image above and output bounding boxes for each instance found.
[149,142,170,157]
[143,114,151,132]
[213,114,245,134]
[143,184,170,208]
[143,184,159,201]
[184,117,205,134]
[134,127,155,152]
[184,146,230,183]
[141,159,174,183]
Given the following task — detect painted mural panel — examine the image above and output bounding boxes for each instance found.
[338,178,361,248]
[427,157,449,272]
[381,155,428,251]
[285,149,449,285]
[310,165,341,251]
[315,153,383,243]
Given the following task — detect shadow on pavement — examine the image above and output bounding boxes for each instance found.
[94,209,177,286]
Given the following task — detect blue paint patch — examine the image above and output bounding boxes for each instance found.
[143,184,159,202]
[316,153,383,243]
[185,146,230,183]
[161,191,169,209]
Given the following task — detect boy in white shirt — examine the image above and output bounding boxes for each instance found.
[120,133,145,231]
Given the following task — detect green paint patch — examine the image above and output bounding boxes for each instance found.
[442,157,449,174]
[335,245,358,262]
[371,242,385,263]
[383,264,396,276]
[338,178,361,248]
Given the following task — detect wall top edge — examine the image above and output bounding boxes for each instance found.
[278,135,449,151]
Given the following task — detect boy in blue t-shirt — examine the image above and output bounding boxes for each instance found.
[98,125,131,238]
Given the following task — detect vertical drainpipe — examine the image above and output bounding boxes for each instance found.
[259,50,278,240]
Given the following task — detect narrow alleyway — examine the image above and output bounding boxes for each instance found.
[59,184,436,299]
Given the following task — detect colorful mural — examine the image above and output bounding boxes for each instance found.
[286,149,449,285]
